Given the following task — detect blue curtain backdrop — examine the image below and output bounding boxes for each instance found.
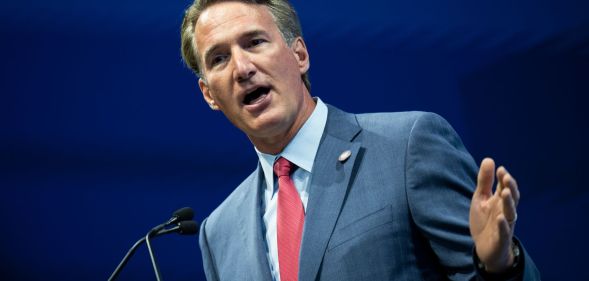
[1,0,587,280]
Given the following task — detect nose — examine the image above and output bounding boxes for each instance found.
[232,49,256,83]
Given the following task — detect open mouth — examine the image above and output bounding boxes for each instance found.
[243,87,270,105]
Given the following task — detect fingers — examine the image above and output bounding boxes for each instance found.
[497,213,513,240]
[496,166,520,206]
[501,188,517,230]
[496,165,519,227]
[476,158,496,198]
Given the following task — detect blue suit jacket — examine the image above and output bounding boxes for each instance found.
[199,105,540,281]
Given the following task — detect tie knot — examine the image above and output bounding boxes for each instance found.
[273,157,295,177]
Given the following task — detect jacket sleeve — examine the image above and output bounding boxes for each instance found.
[405,112,540,280]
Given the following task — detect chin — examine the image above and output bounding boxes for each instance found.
[247,118,290,137]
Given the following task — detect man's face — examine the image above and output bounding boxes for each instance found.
[194,2,312,146]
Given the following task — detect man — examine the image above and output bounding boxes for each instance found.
[180,0,540,280]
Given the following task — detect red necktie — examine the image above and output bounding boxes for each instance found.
[274,157,304,281]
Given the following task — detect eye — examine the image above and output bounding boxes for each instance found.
[249,38,266,48]
[210,54,228,67]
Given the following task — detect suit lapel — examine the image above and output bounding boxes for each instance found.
[241,166,274,281]
[298,106,362,281]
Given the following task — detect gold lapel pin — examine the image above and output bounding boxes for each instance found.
[338,150,352,162]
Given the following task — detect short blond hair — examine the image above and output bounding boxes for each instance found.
[180,0,311,90]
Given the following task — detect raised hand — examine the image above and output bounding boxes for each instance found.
[469,158,520,273]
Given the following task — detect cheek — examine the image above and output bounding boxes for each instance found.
[206,76,231,103]
[262,61,296,89]
[279,52,304,80]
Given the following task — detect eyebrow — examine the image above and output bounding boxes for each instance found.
[202,29,270,66]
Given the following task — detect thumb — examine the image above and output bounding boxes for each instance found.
[475,157,495,198]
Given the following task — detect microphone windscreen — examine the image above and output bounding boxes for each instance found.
[172,207,194,221]
[178,221,199,235]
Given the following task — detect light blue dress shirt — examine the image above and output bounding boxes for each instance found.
[255,98,328,281]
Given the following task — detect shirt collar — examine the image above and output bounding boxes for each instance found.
[255,97,328,190]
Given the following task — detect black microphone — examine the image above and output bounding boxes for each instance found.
[171,207,194,224]
[157,220,199,236]
[151,207,194,235]
[108,207,197,281]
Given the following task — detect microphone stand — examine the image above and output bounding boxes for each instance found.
[108,237,146,281]
[141,211,185,281]
[108,224,193,281]
[107,207,196,281]
[145,229,164,281]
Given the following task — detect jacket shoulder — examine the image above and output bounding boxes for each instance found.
[355,111,446,137]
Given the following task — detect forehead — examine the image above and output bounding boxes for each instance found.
[195,2,279,52]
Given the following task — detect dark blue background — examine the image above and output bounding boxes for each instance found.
[1,0,587,280]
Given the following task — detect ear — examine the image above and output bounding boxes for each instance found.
[291,37,310,74]
[199,78,219,110]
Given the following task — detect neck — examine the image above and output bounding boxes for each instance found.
[251,91,316,155]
